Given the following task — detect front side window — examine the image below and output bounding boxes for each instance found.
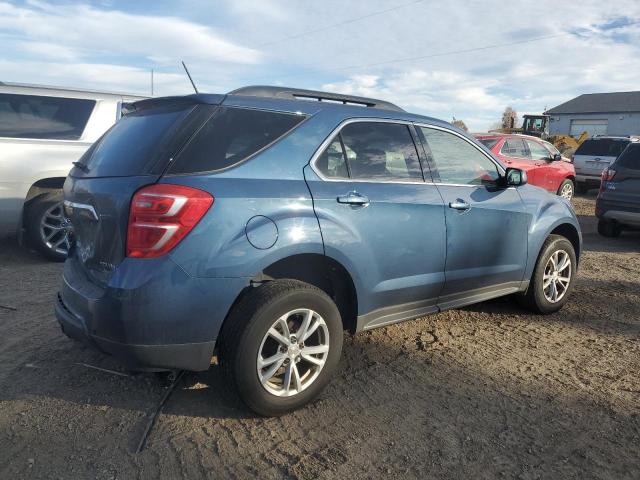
[169,107,306,174]
[420,127,500,185]
[0,93,95,140]
[525,140,551,160]
[501,138,529,158]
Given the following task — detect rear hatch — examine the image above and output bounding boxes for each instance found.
[573,138,630,176]
[64,97,216,285]
[603,143,640,210]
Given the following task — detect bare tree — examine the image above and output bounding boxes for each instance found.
[501,107,518,130]
[451,117,469,132]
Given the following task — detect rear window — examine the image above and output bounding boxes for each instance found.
[169,107,305,174]
[478,138,499,149]
[575,139,629,157]
[0,93,95,140]
[615,143,640,170]
[79,103,197,177]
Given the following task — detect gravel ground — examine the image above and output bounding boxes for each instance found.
[0,193,638,480]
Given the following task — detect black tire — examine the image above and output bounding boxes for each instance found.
[557,179,574,200]
[218,280,343,416]
[575,182,588,194]
[25,191,70,262]
[517,234,577,314]
[597,219,622,238]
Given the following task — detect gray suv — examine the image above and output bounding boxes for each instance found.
[573,136,639,193]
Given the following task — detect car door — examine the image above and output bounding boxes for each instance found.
[304,120,447,329]
[525,138,556,192]
[415,125,530,309]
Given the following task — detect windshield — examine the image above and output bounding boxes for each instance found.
[575,139,629,157]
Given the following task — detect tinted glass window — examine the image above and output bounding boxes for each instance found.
[316,138,349,179]
[501,138,529,158]
[170,107,305,174]
[575,139,629,157]
[525,140,550,160]
[80,103,195,177]
[478,138,499,149]
[339,122,422,181]
[615,143,640,170]
[0,93,95,140]
[420,127,500,185]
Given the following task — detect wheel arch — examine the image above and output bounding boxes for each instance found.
[549,222,581,262]
[251,253,359,333]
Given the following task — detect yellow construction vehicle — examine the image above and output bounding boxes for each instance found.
[491,114,588,155]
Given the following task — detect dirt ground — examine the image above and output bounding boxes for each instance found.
[0,193,638,480]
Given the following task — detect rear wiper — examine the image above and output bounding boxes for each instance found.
[72,161,89,172]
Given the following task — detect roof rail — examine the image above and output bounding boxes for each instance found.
[228,85,404,112]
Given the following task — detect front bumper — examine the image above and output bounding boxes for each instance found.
[55,255,249,371]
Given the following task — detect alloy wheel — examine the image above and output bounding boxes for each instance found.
[257,308,330,397]
[543,249,572,303]
[39,202,72,257]
[560,182,574,199]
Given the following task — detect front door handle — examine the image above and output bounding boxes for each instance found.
[337,191,370,206]
[449,199,470,211]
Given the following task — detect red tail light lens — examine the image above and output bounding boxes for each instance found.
[601,168,616,181]
[127,184,213,258]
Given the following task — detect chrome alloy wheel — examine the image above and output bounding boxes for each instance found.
[39,202,72,256]
[560,182,574,200]
[257,309,330,397]
[543,249,572,303]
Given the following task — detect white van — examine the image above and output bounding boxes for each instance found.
[0,82,145,259]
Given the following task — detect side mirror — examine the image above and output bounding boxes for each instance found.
[503,167,527,187]
[552,153,562,162]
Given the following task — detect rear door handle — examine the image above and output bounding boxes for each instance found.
[337,191,369,206]
[449,199,470,211]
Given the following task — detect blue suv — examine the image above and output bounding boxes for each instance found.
[55,86,581,415]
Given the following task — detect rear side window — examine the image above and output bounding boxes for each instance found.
[169,107,305,174]
[478,138,499,149]
[575,139,629,157]
[615,143,640,170]
[321,122,422,181]
[0,93,95,140]
[501,138,529,158]
[80,103,196,177]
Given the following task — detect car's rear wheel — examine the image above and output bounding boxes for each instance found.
[597,219,622,238]
[517,234,576,314]
[557,179,574,200]
[219,280,343,416]
[25,191,71,261]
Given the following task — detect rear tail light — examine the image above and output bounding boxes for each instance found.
[599,168,617,193]
[127,184,213,258]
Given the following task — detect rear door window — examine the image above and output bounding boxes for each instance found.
[575,139,629,157]
[337,122,423,181]
[169,107,305,174]
[0,93,95,140]
[501,138,529,158]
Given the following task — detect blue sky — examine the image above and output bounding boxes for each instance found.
[1,0,639,130]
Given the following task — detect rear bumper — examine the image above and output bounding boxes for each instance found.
[596,199,640,227]
[55,255,249,371]
[575,174,601,185]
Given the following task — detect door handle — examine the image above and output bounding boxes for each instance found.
[337,191,370,206]
[449,199,470,211]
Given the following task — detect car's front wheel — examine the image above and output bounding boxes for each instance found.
[25,191,71,261]
[517,234,576,314]
[219,280,343,416]
[557,179,574,200]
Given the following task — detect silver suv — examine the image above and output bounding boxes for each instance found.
[573,136,640,193]
[0,82,144,260]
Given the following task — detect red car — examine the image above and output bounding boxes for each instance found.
[475,134,576,199]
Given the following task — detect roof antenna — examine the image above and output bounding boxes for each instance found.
[181,60,199,94]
